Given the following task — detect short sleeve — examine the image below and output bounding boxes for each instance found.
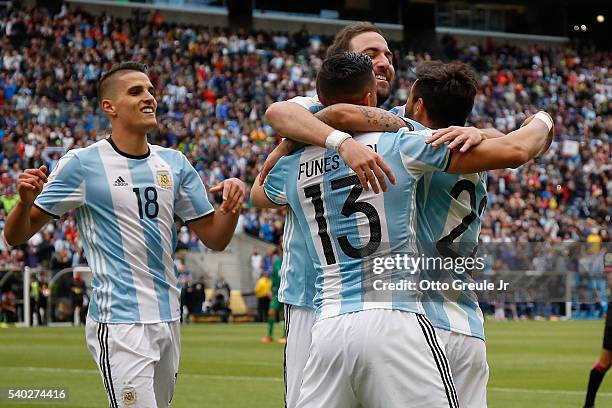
[34,151,85,218]
[175,155,214,223]
[396,128,451,176]
[263,159,288,206]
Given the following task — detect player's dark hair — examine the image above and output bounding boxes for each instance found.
[411,60,478,128]
[97,61,149,101]
[316,52,375,105]
[327,22,383,57]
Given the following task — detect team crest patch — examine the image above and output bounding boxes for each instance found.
[156,170,172,189]
[122,386,137,406]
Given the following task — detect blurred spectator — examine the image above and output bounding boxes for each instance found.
[212,272,231,323]
[254,272,272,322]
[29,272,41,325]
[1,288,18,324]
[70,272,86,326]
[38,272,50,325]
[250,248,263,283]
[184,276,206,318]
[0,4,608,322]
[50,249,72,274]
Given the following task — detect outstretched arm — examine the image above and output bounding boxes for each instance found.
[446,112,553,174]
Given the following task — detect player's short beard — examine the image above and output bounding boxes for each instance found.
[376,89,390,107]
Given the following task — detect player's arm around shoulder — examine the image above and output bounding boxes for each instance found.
[265,98,334,147]
[187,178,245,251]
[445,111,554,174]
[315,104,409,133]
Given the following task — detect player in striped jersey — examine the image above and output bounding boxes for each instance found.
[3,62,245,408]
[266,57,540,406]
[314,63,497,407]
[252,52,553,408]
[263,23,411,408]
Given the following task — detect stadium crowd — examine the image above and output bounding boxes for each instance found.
[0,4,610,315]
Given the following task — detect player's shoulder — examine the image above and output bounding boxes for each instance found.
[150,144,189,164]
[380,126,433,143]
[287,95,322,112]
[271,147,305,173]
[61,140,104,160]
[150,144,182,155]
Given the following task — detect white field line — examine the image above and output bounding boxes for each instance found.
[5,367,612,397]
[4,366,283,383]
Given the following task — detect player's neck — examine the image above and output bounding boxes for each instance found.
[109,129,149,157]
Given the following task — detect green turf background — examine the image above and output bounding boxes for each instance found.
[0,320,611,407]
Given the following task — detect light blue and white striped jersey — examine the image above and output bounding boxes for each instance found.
[275,95,322,308]
[416,171,488,340]
[35,138,214,324]
[264,128,451,320]
[389,105,488,341]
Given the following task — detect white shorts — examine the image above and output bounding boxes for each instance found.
[296,310,459,408]
[284,305,316,408]
[435,328,489,408]
[85,316,180,408]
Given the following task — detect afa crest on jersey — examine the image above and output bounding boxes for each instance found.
[156,170,172,189]
[122,386,137,405]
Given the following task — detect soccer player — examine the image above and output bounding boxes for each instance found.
[314,61,501,407]
[583,251,612,408]
[264,22,402,194]
[252,52,553,407]
[263,49,536,407]
[261,246,287,343]
[262,23,412,408]
[263,22,505,408]
[3,61,244,408]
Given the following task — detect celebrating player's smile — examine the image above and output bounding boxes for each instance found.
[253,41,553,407]
[4,62,245,408]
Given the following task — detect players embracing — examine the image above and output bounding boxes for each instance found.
[253,23,554,408]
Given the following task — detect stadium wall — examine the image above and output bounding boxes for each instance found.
[184,234,275,293]
[67,0,568,45]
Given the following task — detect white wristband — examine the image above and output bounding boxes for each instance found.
[325,130,352,151]
[534,112,553,131]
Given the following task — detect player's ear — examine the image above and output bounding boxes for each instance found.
[414,97,425,116]
[365,91,377,107]
[101,99,117,118]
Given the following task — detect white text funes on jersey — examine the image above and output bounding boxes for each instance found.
[297,144,378,181]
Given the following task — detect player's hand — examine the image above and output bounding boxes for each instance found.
[17,165,48,206]
[521,112,554,157]
[259,139,302,185]
[210,178,245,214]
[337,137,395,194]
[427,126,485,152]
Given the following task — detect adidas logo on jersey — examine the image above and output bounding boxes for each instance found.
[113,176,129,187]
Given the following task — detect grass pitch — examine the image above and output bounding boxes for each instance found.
[0,320,611,407]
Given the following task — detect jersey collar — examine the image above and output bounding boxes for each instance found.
[107,136,150,159]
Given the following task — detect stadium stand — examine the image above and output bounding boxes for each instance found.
[0,2,609,323]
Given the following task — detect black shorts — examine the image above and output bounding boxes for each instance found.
[604,301,612,351]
